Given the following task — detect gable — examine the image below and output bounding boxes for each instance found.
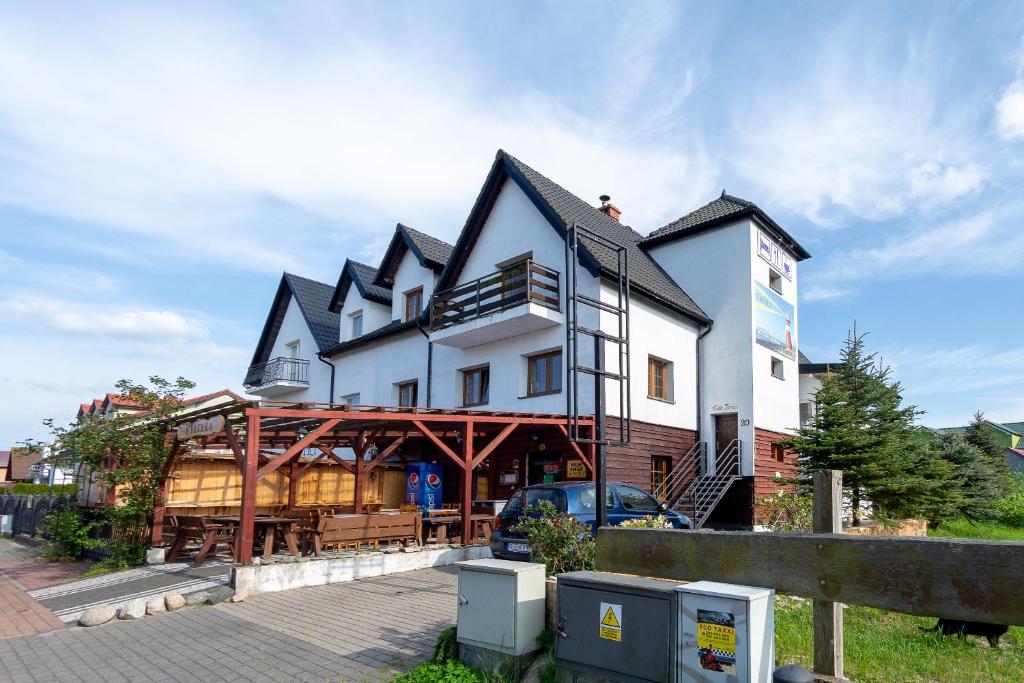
[250,273,340,367]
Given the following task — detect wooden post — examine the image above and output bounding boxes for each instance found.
[238,413,260,564]
[353,433,365,514]
[462,421,473,543]
[813,470,844,680]
[287,458,298,510]
[150,438,181,547]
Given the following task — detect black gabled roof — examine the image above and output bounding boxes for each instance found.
[249,273,341,368]
[436,150,710,325]
[641,192,811,261]
[321,318,421,357]
[375,223,455,287]
[329,259,392,313]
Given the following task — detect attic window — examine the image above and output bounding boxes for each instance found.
[350,310,363,338]
[404,287,423,322]
[769,269,783,294]
[771,356,785,380]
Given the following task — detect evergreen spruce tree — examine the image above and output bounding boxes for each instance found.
[936,432,998,521]
[962,411,1014,501]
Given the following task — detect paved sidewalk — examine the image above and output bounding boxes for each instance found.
[0,566,460,682]
[0,538,87,638]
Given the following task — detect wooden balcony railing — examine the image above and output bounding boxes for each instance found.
[430,260,560,332]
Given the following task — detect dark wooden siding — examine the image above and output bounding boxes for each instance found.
[606,417,698,492]
[753,427,797,522]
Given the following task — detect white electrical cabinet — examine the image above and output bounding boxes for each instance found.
[676,581,774,683]
[456,559,546,656]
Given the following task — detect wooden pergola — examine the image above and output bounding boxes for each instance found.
[158,401,596,564]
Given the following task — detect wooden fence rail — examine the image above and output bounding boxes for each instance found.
[596,526,1024,626]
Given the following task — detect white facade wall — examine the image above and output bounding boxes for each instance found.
[339,286,391,342]
[391,249,439,322]
[261,296,334,404]
[600,284,699,430]
[332,331,427,406]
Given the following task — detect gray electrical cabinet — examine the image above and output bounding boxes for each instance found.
[456,559,547,657]
[554,571,681,683]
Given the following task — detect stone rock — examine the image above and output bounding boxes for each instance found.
[145,547,166,565]
[79,604,117,627]
[117,598,147,620]
[205,585,235,605]
[146,595,166,615]
[164,593,186,611]
[184,590,210,606]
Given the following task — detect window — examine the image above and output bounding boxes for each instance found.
[527,350,562,396]
[771,356,785,380]
[799,401,813,426]
[769,269,783,294]
[648,357,670,401]
[340,392,360,405]
[350,311,363,338]
[462,366,490,406]
[771,443,786,463]
[397,381,418,408]
[650,455,672,498]
[614,485,662,512]
[285,339,301,358]
[404,287,423,322]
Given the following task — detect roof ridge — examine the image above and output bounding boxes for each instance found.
[284,271,334,289]
[398,223,455,249]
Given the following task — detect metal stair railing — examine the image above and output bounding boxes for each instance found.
[652,441,705,506]
[680,440,742,529]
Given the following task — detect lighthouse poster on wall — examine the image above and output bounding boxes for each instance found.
[754,281,796,360]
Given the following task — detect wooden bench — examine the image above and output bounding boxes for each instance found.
[165,516,236,567]
[301,513,421,556]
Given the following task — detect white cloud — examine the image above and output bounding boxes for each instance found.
[0,295,207,339]
[801,285,852,303]
[996,81,1024,140]
[0,5,718,274]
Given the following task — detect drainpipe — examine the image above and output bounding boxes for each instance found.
[695,321,713,469]
[415,318,433,408]
[316,352,336,404]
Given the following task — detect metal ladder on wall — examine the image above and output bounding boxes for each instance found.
[671,440,742,529]
[563,221,631,446]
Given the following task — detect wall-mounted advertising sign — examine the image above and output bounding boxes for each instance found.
[566,459,587,479]
[757,230,794,280]
[175,415,225,440]
[754,281,796,360]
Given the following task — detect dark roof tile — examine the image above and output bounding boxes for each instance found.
[283,273,341,352]
[400,224,454,269]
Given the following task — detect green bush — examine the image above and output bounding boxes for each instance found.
[9,483,77,496]
[514,500,595,577]
[617,514,673,529]
[756,490,813,533]
[390,660,485,683]
[41,507,101,560]
[432,627,459,664]
[995,475,1024,527]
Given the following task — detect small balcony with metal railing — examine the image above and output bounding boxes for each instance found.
[429,260,562,348]
[243,357,310,397]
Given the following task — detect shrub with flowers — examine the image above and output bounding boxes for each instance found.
[617,515,673,529]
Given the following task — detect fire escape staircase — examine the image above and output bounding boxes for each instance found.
[653,440,742,529]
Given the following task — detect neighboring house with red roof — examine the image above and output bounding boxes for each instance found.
[6,448,44,483]
[0,450,10,488]
[1005,448,1024,475]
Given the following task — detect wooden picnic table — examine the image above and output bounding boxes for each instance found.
[425,511,495,545]
[209,515,301,560]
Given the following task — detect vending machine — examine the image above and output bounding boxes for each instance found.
[406,462,444,516]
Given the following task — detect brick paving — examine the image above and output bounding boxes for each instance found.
[0,566,460,682]
[0,538,86,638]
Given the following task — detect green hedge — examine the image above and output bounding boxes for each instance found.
[6,483,77,496]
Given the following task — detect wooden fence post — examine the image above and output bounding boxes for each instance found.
[813,470,844,681]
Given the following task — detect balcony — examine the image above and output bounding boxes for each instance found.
[244,357,310,396]
[429,260,562,348]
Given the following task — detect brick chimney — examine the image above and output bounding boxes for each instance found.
[598,194,621,221]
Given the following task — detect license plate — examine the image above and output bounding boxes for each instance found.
[506,542,531,554]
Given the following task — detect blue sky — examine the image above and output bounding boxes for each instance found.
[1,1,1023,446]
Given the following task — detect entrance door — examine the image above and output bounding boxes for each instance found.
[715,413,738,458]
[526,453,560,485]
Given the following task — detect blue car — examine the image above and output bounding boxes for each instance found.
[489,481,691,561]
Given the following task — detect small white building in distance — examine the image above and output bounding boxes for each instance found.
[245,150,813,528]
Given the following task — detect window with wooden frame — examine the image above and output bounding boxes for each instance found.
[462,366,490,407]
[397,381,418,408]
[648,356,670,401]
[771,442,786,463]
[404,287,423,322]
[650,455,672,498]
[527,350,562,397]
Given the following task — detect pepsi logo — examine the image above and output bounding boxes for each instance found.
[408,473,420,487]
[426,473,441,489]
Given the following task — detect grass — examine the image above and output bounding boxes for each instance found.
[775,597,1024,683]
[928,519,1024,541]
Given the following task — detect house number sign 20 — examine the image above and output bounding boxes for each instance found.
[740,419,751,427]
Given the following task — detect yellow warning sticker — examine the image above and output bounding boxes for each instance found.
[599,602,622,641]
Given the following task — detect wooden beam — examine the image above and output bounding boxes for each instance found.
[471,423,517,469]
[239,414,260,564]
[596,528,1024,625]
[316,445,353,474]
[298,452,327,476]
[247,405,594,426]
[556,424,592,471]
[287,458,298,510]
[813,471,844,680]
[256,418,342,479]
[364,436,407,473]
[223,423,245,474]
[411,420,464,469]
[150,438,181,546]
[462,421,473,541]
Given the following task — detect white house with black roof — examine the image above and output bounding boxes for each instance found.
[245,149,812,527]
